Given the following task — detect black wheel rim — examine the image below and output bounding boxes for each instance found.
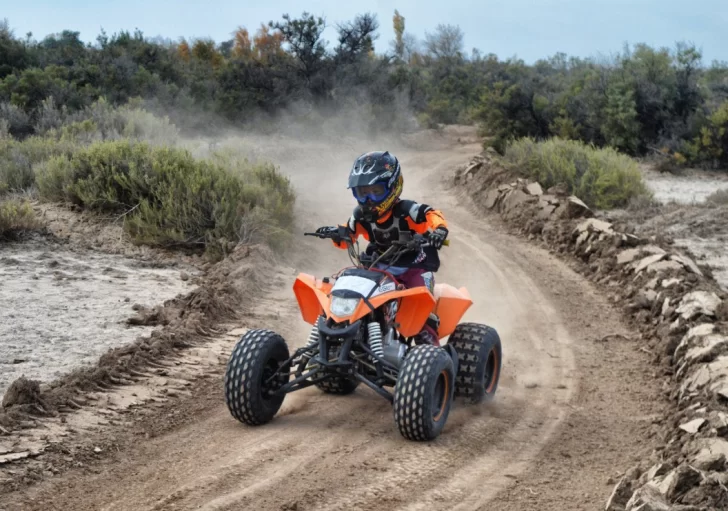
[261,358,285,400]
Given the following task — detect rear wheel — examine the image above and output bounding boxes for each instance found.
[224,329,290,425]
[393,345,455,441]
[447,323,502,403]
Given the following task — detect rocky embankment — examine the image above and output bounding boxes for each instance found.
[453,151,728,510]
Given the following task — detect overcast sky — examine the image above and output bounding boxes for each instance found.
[3,0,727,64]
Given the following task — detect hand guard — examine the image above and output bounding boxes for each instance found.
[429,226,449,249]
[316,226,344,244]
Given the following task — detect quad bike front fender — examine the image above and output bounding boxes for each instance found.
[293,273,332,325]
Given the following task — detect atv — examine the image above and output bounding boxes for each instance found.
[224,227,502,441]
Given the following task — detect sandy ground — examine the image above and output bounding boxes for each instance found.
[640,164,728,204]
[636,164,728,291]
[0,128,664,510]
[0,240,194,399]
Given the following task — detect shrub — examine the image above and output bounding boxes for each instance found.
[36,140,295,253]
[0,136,76,194]
[0,198,41,238]
[504,137,651,209]
[684,101,728,169]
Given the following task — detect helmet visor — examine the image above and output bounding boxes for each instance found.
[353,183,388,203]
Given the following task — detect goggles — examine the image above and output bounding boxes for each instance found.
[352,183,388,203]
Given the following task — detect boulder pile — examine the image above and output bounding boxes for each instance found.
[453,151,728,510]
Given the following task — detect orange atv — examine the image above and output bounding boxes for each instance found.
[224,228,502,441]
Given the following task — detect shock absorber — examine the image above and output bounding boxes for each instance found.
[367,322,384,359]
[305,323,319,349]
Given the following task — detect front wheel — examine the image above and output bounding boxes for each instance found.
[224,329,290,426]
[447,323,502,403]
[393,345,455,441]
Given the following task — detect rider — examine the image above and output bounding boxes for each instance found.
[315,150,449,346]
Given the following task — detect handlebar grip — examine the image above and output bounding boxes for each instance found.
[443,240,450,247]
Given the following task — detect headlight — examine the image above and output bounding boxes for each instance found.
[330,296,359,317]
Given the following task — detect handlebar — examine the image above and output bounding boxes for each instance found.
[304,229,449,247]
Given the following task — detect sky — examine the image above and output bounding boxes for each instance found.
[3,0,727,64]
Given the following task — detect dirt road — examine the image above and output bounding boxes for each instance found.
[0,130,663,510]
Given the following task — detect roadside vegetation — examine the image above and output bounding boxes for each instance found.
[0,99,294,253]
[504,138,650,209]
[1,10,725,229]
[0,197,40,238]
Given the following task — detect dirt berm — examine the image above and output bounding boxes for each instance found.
[453,150,728,510]
[0,243,273,433]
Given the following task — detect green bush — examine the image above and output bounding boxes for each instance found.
[36,140,295,253]
[0,136,77,194]
[504,137,651,209]
[684,101,728,168]
[0,198,41,238]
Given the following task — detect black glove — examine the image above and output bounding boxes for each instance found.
[429,226,448,249]
[316,226,343,244]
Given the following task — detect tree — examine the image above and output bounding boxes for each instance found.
[392,10,405,61]
[253,25,285,63]
[424,24,464,61]
[270,13,327,84]
[335,13,378,63]
[232,28,253,60]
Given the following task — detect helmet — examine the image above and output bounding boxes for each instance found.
[348,151,403,220]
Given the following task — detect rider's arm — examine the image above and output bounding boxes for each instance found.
[333,216,369,249]
[402,201,448,234]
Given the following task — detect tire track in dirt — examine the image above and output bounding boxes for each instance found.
[0,130,661,511]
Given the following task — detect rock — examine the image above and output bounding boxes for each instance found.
[642,246,668,256]
[606,477,633,511]
[634,254,667,273]
[526,182,544,196]
[645,463,671,481]
[661,278,682,289]
[94,446,102,453]
[547,183,569,196]
[463,161,483,177]
[661,298,671,317]
[679,418,706,434]
[502,189,536,213]
[575,218,614,236]
[618,248,643,265]
[656,465,703,500]
[676,291,722,320]
[565,196,594,219]
[483,188,501,209]
[0,451,31,464]
[576,231,590,247]
[674,324,718,362]
[625,484,669,511]
[692,450,726,471]
[623,234,642,247]
[711,411,728,436]
[180,271,190,282]
[647,260,684,274]
[681,334,728,366]
[694,437,728,459]
[669,254,703,277]
[680,355,728,395]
